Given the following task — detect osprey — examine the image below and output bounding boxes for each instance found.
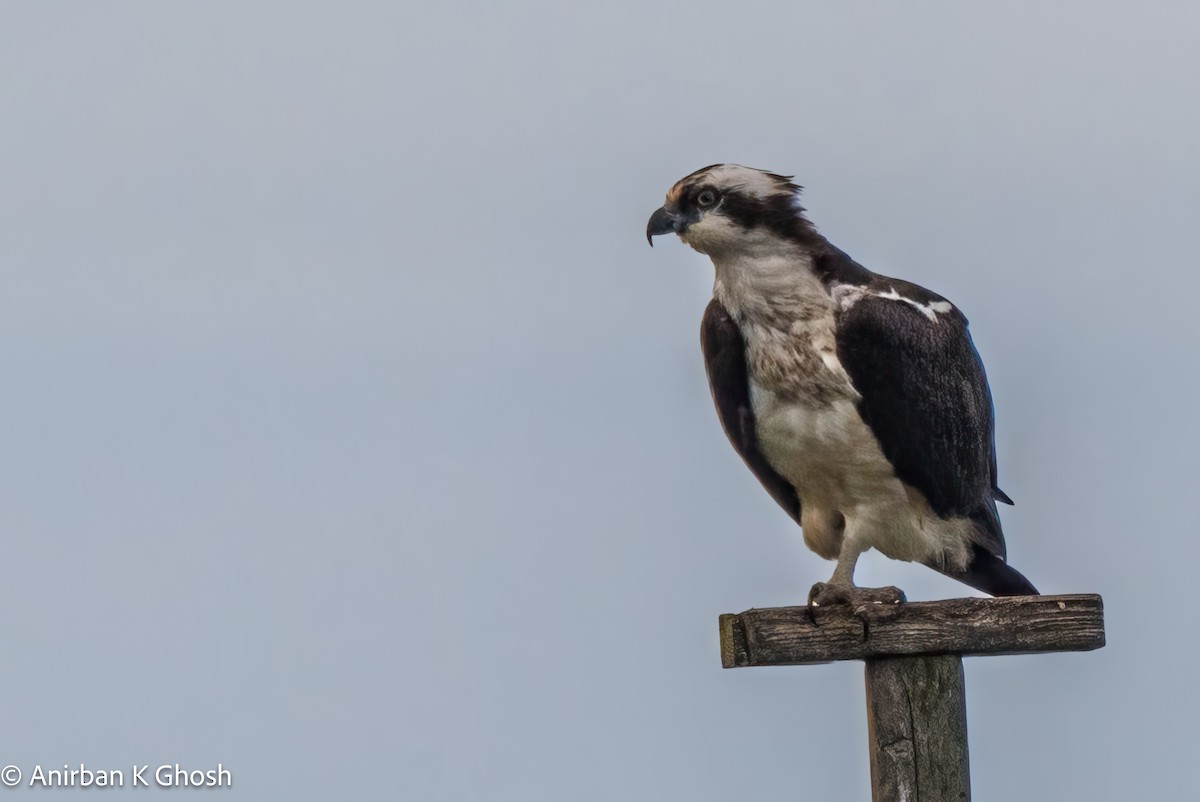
[647,164,1037,607]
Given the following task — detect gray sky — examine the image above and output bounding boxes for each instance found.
[2,2,1197,799]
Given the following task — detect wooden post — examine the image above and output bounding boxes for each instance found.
[719,594,1104,802]
[866,655,969,801]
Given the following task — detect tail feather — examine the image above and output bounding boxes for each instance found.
[936,543,1039,597]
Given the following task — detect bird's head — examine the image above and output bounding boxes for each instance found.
[646,164,821,257]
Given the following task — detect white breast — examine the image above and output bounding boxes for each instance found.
[749,382,902,514]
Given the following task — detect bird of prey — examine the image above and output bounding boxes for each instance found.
[647,164,1037,607]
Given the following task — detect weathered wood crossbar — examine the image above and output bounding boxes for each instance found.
[721,594,1104,667]
[718,594,1105,801]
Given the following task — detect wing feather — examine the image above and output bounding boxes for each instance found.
[833,281,1008,558]
[700,299,801,524]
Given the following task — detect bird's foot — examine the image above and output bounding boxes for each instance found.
[808,582,907,607]
[806,582,906,626]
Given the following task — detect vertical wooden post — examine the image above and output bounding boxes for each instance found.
[865,655,970,802]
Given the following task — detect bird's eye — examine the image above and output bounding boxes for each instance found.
[696,189,718,208]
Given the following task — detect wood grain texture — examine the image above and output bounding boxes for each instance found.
[866,655,970,802]
[719,594,1104,667]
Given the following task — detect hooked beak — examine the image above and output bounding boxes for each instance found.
[646,206,683,246]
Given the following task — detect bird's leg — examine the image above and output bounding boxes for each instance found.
[807,539,906,616]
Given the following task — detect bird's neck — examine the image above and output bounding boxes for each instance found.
[712,246,833,328]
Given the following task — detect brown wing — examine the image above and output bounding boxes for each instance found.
[700,298,801,524]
